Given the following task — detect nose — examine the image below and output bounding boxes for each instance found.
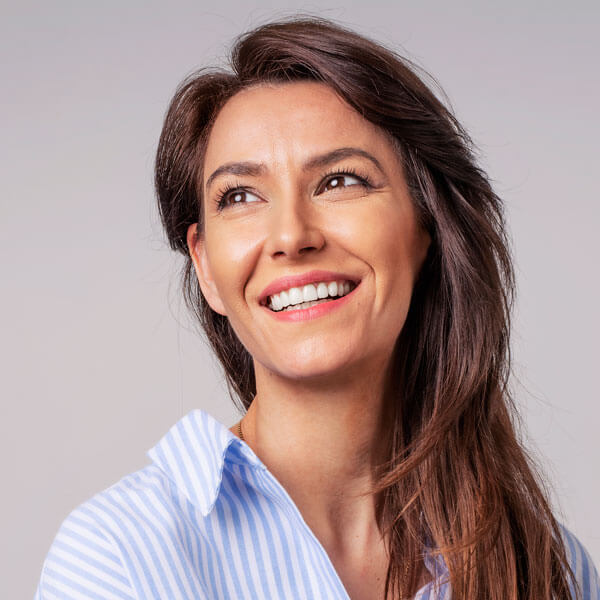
[264,195,325,260]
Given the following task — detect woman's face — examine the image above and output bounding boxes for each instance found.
[187,81,431,383]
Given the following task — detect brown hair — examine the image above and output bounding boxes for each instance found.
[155,16,577,600]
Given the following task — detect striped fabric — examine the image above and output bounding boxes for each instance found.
[35,408,600,599]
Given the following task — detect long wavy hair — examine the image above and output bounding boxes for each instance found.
[154,16,578,600]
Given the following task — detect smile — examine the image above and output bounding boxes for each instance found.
[267,280,357,312]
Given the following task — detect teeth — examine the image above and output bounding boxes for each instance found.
[267,279,356,312]
[281,298,336,311]
[279,290,289,308]
[270,294,282,311]
[288,287,303,305]
[302,284,318,302]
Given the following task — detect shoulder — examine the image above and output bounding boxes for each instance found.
[35,463,179,599]
[557,521,600,600]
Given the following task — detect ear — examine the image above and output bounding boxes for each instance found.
[186,223,228,316]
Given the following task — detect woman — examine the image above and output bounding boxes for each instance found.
[35,16,599,600]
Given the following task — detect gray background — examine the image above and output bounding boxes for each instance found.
[2,1,598,596]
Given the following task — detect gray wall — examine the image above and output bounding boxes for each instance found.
[2,1,598,596]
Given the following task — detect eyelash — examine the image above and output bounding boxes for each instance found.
[214,166,374,212]
[214,181,251,212]
[319,166,373,193]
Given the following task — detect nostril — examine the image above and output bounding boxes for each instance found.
[299,245,319,254]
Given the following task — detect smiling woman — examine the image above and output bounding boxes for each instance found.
[187,82,430,388]
[34,15,599,600]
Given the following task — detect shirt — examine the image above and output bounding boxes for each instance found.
[35,408,600,599]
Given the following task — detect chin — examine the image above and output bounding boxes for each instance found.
[262,353,363,385]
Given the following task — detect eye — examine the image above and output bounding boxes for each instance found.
[316,170,372,195]
[215,186,261,211]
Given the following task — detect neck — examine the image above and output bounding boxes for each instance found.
[236,357,396,558]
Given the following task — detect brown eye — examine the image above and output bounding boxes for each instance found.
[318,173,365,194]
[230,191,249,204]
[217,188,261,211]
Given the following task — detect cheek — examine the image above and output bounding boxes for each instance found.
[381,224,429,282]
[205,225,260,310]
[348,203,428,308]
[341,200,426,273]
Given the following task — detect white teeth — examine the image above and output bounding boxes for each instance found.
[317,282,329,299]
[288,287,303,305]
[302,284,318,302]
[270,294,282,311]
[282,298,334,311]
[267,279,356,312]
[279,289,290,308]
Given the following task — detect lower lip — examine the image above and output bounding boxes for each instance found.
[262,284,360,322]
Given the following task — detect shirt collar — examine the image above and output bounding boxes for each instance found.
[146,408,449,578]
[146,409,265,517]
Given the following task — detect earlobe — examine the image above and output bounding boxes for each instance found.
[186,223,228,316]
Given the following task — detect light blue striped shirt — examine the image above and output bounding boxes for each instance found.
[35,409,600,599]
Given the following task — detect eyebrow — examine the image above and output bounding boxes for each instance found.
[204,147,385,193]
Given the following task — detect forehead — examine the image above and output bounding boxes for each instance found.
[203,81,392,175]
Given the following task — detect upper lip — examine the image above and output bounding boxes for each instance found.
[258,270,361,306]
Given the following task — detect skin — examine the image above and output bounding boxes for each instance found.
[187,81,431,597]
